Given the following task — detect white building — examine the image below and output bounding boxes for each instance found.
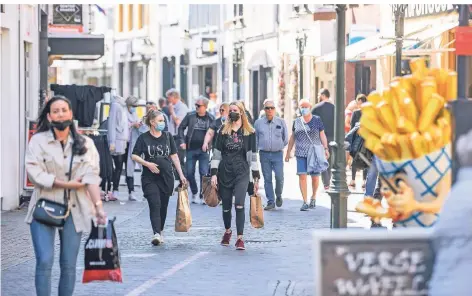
[0,5,41,210]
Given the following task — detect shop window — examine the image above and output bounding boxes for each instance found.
[234,4,243,17]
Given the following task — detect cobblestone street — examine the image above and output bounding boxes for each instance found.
[1,160,373,296]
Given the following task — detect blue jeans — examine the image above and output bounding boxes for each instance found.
[365,156,381,198]
[260,151,284,204]
[186,149,210,195]
[30,214,82,296]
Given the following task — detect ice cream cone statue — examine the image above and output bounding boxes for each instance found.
[355,58,454,227]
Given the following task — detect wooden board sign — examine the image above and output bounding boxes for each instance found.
[313,229,434,296]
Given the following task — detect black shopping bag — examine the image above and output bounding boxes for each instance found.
[82,218,122,283]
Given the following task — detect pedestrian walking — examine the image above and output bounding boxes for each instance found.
[177,96,215,204]
[349,94,368,189]
[142,99,169,132]
[25,95,107,296]
[107,95,129,201]
[166,88,189,186]
[254,99,288,210]
[285,99,330,211]
[210,101,260,250]
[131,110,187,245]
[202,102,229,152]
[312,89,335,190]
[364,155,383,228]
[125,96,141,201]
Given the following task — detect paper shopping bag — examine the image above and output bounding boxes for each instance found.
[250,193,264,228]
[175,185,192,232]
[202,175,219,207]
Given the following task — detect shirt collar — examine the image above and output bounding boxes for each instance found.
[47,129,73,146]
[457,167,472,182]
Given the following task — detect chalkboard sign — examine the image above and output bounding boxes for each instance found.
[52,4,83,26]
[313,229,435,296]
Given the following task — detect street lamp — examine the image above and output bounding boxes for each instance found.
[233,27,244,100]
[327,4,350,229]
[296,31,308,99]
[392,4,408,77]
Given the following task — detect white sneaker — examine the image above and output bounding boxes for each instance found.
[160,232,164,244]
[128,192,137,201]
[191,194,198,204]
[151,233,162,246]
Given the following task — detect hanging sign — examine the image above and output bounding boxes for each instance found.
[455,26,472,56]
[50,4,83,33]
[314,229,434,296]
[404,4,455,19]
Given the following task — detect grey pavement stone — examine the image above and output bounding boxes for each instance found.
[1,160,379,296]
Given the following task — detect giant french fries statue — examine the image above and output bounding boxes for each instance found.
[355,58,454,227]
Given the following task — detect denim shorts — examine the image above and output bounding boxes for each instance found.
[296,157,320,176]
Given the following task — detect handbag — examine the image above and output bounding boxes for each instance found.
[32,153,74,227]
[300,118,329,174]
[250,181,264,228]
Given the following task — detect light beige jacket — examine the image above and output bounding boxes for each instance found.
[24,130,101,233]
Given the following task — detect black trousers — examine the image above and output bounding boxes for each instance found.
[219,174,249,236]
[112,154,125,192]
[142,178,171,234]
[351,166,367,181]
[322,146,333,187]
[125,142,134,194]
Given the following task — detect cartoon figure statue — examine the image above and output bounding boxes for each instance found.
[355,58,455,227]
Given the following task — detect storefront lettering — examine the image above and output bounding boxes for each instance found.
[403,4,454,18]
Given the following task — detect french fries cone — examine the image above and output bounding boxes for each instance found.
[382,88,394,106]
[426,124,444,151]
[380,133,400,160]
[397,134,414,160]
[360,102,377,119]
[401,97,419,125]
[446,71,458,101]
[410,58,427,79]
[430,68,448,99]
[400,75,416,99]
[421,131,435,153]
[355,197,391,219]
[418,93,445,132]
[419,80,438,111]
[409,132,428,158]
[397,116,416,134]
[367,91,383,105]
[360,115,389,137]
[358,126,378,142]
[363,135,381,154]
[390,81,405,119]
[373,141,390,160]
[376,101,397,132]
[437,117,452,146]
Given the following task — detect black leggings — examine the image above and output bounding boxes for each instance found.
[351,167,367,181]
[125,142,134,194]
[112,154,125,191]
[219,175,249,236]
[142,179,171,234]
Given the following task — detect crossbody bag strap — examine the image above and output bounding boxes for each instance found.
[65,152,75,205]
[300,118,315,146]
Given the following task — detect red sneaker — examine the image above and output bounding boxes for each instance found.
[235,238,245,250]
[221,230,232,246]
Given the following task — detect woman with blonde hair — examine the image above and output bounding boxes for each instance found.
[210,101,260,250]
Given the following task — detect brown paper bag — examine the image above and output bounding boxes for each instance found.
[175,186,192,232]
[250,193,264,228]
[202,175,219,207]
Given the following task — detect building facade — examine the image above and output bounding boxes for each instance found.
[0,5,41,210]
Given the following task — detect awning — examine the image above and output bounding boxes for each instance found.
[48,32,105,60]
[362,21,458,59]
[247,50,274,70]
[315,34,392,63]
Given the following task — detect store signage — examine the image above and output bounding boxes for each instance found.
[455,26,472,56]
[201,37,217,55]
[52,4,82,25]
[314,229,434,296]
[404,4,454,19]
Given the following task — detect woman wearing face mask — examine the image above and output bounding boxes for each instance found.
[131,110,187,245]
[285,99,329,211]
[25,95,107,296]
[202,102,230,152]
[125,96,142,201]
[211,101,260,250]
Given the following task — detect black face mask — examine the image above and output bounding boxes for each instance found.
[50,120,73,131]
[229,112,241,122]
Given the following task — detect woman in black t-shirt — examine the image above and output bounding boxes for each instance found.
[132,110,187,246]
[210,101,260,251]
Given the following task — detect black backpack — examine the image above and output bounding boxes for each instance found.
[346,124,373,169]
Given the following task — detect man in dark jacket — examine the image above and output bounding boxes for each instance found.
[178,96,215,204]
[312,88,335,189]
